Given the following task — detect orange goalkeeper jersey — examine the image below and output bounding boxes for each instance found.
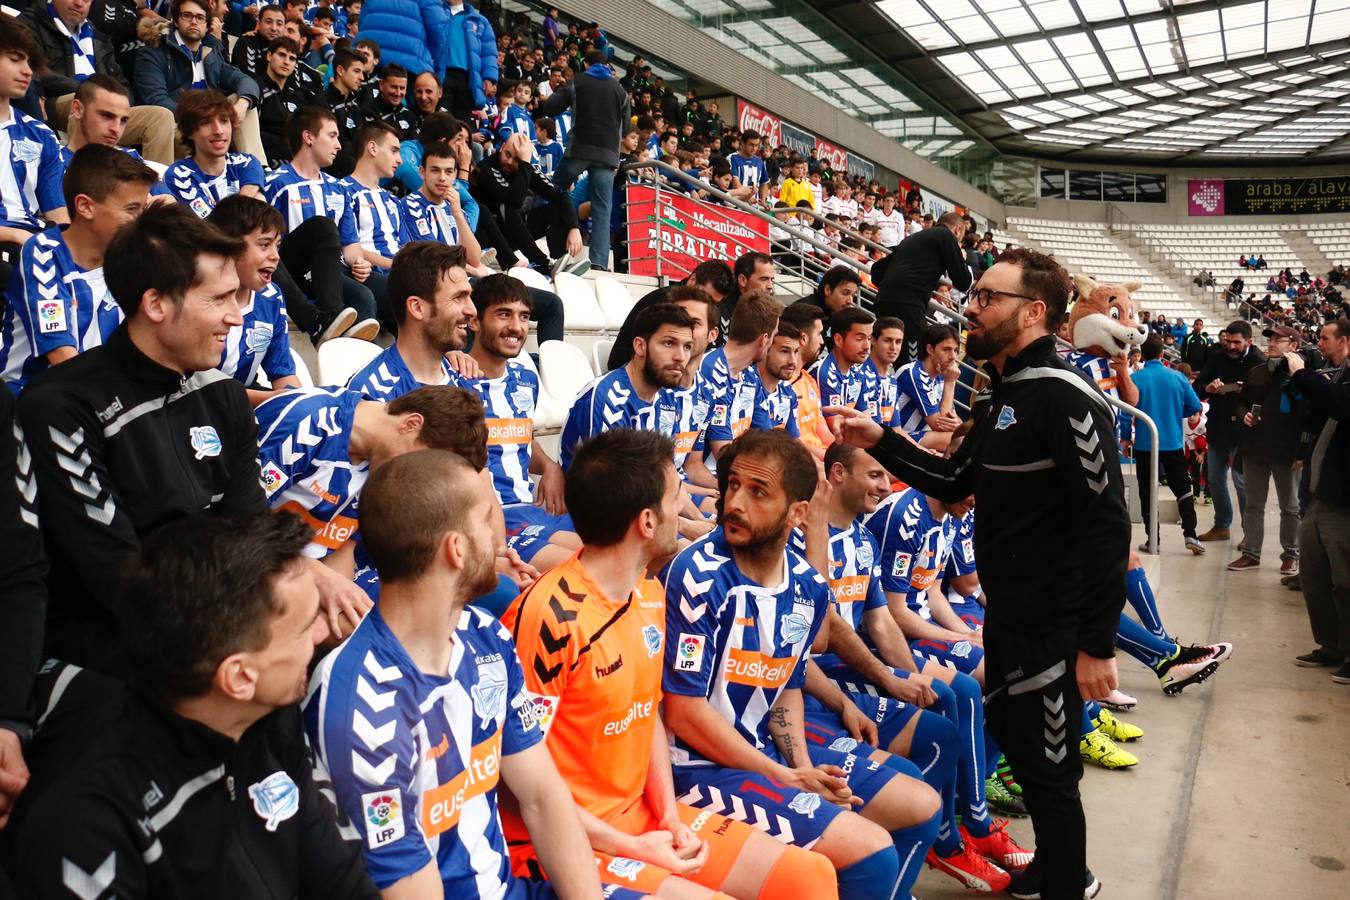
[501,552,667,827]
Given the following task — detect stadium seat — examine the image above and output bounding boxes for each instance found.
[538,339,593,407]
[290,348,314,387]
[552,272,607,331]
[594,277,636,330]
[512,350,565,429]
[316,338,381,387]
[506,267,554,292]
[592,339,614,375]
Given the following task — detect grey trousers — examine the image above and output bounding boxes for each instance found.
[1238,456,1300,562]
[1300,500,1350,658]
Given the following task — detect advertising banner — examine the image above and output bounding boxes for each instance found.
[1223,176,1350,216]
[814,139,848,172]
[1188,179,1225,216]
[846,153,875,182]
[779,121,815,157]
[625,184,771,279]
[736,99,780,147]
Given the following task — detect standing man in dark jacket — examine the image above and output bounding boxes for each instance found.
[1229,325,1305,574]
[20,0,176,163]
[830,248,1129,899]
[4,513,381,900]
[1181,318,1212,369]
[134,0,265,160]
[470,132,581,271]
[1282,319,1350,680]
[230,2,286,80]
[872,210,971,365]
[1195,320,1266,541]
[537,49,629,272]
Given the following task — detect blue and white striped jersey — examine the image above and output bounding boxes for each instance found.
[811,351,863,411]
[671,369,712,474]
[728,153,767,190]
[864,487,955,620]
[560,365,682,471]
[163,153,266,217]
[458,363,539,505]
[497,105,536,144]
[342,177,410,262]
[265,164,359,245]
[892,361,943,436]
[0,228,121,394]
[533,139,562,181]
[786,520,886,635]
[1066,350,1130,438]
[218,282,294,387]
[701,348,762,444]
[863,357,900,427]
[346,343,456,400]
[401,191,460,245]
[661,528,830,768]
[752,376,800,437]
[946,509,976,578]
[255,387,366,558]
[58,146,171,196]
[305,605,543,896]
[0,109,64,231]
[554,110,573,147]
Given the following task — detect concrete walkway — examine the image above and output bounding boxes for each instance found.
[914,506,1350,900]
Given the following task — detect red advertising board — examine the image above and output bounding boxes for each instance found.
[625,184,770,279]
[736,99,781,147]
[815,139,848,172]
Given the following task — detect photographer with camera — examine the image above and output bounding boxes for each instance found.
[1228,326,1305,574]
[1278,319,1350,682]
[1195,320,1266,542]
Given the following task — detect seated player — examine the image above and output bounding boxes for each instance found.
[863,316,904,427]
[306,449,627,899]
[942,505,985,631]
[56,76,174,195]
[342,120,412,279]
[780,303,832,458]
[892,323,961,450]
[561,303,691,471]
[700,290,780,459]
[813,307,873,425]
[164,89,266,217]
[751,318,802,436]
[402,141,486,272]
[504,429,838,898]
[808,444,1030,887]
[254,383,486,633]
[664,284,721,502]
[207,194,301,404]
[662,430,942,900]
[0,145,156,394]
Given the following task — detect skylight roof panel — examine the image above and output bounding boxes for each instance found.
[1224,25,1264,58]
[876,0,937,29]
[900,22,957,50]
[801,41,848,64]
[841,68,885,87]
[1206,71,1246,84]
[987,5,1037,36]
[1311,7,1350,38]
[1012,38,1059,64]
[937,51,985,77]
[1028,0,1080,29]
[992,64,1041,91]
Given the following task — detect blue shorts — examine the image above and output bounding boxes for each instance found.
[808,660,923,743]
[911,638,985,675]
[673,743,899,848]
[504,504,575,564]
[948,596,985,629]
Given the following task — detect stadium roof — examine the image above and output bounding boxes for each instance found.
[864,0,1350,163]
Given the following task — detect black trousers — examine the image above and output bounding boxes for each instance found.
[1136,448,1199,540]
[984,628,1086,900]
[442,68,474,122]
[278,216,347,334]
[876,296,928,367]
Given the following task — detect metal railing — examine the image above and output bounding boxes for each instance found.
[616,159,1160,551]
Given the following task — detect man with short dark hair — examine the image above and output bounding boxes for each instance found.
[1132,333,1205,555]
[16,202,266,675]
[57,75,174,182]
[716,250,776,344]
[1,144,157,393]
[1195,319,1266,541]
[5,512,381,897]
[360,61,415,137]
[256,37,312,166]
[320,45,369,177]
[872,211,972,365]
[606,260,733,370]
[231,3,287,80]
[865,316,905,427]
[797,266,862,336]
[402,141,483,268]
[341,120,411,281]
[782,302,834,455]
[1181,318,1211,369]
[892,322,962,449]
[471,132,582,272]
[831,247,1132,898]
[814,306,874,426]
[702,289,781,458]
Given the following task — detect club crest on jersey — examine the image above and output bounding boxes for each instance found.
[245,323,273,354]
[606,858,646,882]
[189,425,222,459]
[12,139,41,164]
[995,405,1017,430]
[511,385,534,413]
[37,299,67,334]
[787,792,822,818]
[642,624,663,658]
[675,633,705,671]
[471,677,507,726]
[247,771,299,832]
[951,640,973,659]
[891,553,912,579]
[856,539,874,569]
[325,192,344,214]
[780,612,810,644]
[829,736,859,753]
[362,790,404,848]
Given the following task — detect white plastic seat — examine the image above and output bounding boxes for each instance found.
[552,272,606,330]
[510,350,565,429]
[290,348,314,387]
[316,337,381,387]
[538,339,594,408]
[592,339,615,375]
[594,277,636,330]
[506,266,554,292]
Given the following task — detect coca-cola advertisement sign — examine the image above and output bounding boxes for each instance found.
[736,99,781,146]
[815,139,848,172]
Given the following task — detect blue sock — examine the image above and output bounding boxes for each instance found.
[941,673,992,837]
[904,710,960,855]
[1082,700,1102,736]
[892,808,942,897]
[1126,566,1172,641]
[837,847,900,900]
[1117,612,1178,670]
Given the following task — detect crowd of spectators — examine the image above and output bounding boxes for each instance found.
[1222,264,1349,345]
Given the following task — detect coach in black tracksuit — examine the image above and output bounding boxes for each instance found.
[872,212,972,365]
[831,248,1129,900]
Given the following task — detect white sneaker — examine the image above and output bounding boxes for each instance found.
[317,308,358,345]
[343,318,381,342]
[1100,689,1137,711]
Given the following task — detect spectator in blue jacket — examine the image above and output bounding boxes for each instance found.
[355,0,447,97]
[1133,334,1205,554]
[439,1,498,123]
[135,0,266,159]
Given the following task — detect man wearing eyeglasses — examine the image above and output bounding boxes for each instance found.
[135,0,267,161]
[828,248,1129,900]
[871,210,972,367]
